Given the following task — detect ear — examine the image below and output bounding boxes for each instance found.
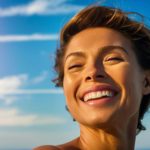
[142,71,150,95]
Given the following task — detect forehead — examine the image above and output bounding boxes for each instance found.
[66,27,133,55]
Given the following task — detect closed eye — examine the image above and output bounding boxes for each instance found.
[68,64,82,70]
[105,57,123,62]
[104,56,125,65]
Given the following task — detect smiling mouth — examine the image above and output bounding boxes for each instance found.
[83,90,115,102]
[79,84,119,105]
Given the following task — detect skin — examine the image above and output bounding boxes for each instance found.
[33,27,150,150]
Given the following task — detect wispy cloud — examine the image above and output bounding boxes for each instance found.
[0,89,63,95]
[0,74,63,105]
[0,108,66,126]
[0,34,58,42]
[32,71,49,84]
[0,0,84,17]
[0,74,28,104]
[0,74,28,92]
[0,95,19,105]
[0,73,63,95]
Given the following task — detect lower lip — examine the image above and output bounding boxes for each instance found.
[82,96,116,106]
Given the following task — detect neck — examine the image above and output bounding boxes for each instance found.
[78,117,138,150]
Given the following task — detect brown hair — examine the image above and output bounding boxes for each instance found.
[53,5,150,133]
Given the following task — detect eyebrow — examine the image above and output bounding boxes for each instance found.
[65,51,85,63]
[65,45,128,62]
[99,45,128,55]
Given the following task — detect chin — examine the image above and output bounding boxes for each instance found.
[77,112,117,129]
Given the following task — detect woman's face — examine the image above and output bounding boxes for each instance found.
[63,27,145,128]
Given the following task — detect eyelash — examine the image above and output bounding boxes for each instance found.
[68,64,82,70]
[105,57,123,61]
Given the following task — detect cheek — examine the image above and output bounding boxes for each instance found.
[63,74,81,119]
[106,64,142,109]
[108,64,142,92]
[106,64,132,90]
[109,64,143,115]
[63,74,78,105]
[121,65,143,99]
[63,75,72,99]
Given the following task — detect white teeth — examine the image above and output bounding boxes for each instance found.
[83,91,113,102]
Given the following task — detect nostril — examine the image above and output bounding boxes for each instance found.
[85,68,106,81]
[85,74,105,81]
[96,74,105,78]
[86,76,92,80]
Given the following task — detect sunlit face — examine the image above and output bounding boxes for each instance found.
[63,28,145,128]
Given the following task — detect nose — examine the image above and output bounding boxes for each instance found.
[84,63,106,82]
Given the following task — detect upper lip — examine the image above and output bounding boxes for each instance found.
[79,84,119,101]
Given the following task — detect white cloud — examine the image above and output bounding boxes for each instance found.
[0,74,63,95]
[0,108,66,126]
[0,34,58,42]
[0,74,28,92]
[0,74,28,104]
[0,0,84,17]
[0,74,63,105]
[0,95,19,105]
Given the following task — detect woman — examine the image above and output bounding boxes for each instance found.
[34,5,150,150]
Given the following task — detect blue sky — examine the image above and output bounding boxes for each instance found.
[0,0,150,150]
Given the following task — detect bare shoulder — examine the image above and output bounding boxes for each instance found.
[57,138,81,150]
[33,145,60,150]
[33,138,80,150]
